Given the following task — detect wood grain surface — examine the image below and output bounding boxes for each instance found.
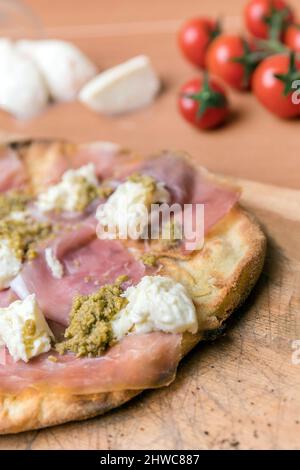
[0,0,299,450]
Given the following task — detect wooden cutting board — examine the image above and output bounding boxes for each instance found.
[0,177,299,450]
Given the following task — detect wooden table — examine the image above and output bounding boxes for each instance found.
[0,0,300,450]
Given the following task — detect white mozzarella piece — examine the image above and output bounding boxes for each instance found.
[17,39,97,101]
[0,240,22,290]
[79,55,160,114]
[0,294,54,362]
[0,39,49,119]
[96,179,169,239]
[45,248,64,279]
[37,163,98,213]
[112,275,198,340]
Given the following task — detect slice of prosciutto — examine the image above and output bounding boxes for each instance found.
[0,288,18,308]
[11,222,145,325]
[22,140,141,196]
[141,152,240,234]
[0,332,181,394]
[0,348,6,366]
[71,141,141,180]
[0,147,26,192]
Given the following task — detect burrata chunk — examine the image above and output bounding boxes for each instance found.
[17,39,97,101]
[79,55,160,114]
[0,39,48,119]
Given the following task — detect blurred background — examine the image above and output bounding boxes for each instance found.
[0,0,299,188]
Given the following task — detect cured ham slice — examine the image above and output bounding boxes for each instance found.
[0,288,18,308]
[11,223,145,325]
[142,152,195,203]
[72,141,141,179]
[0,348,6,366]
[0,147,26,192]
[0,332,181,394]
[51,217,97,258]
[192,170,240,233]
[23,140,140,194]
[141,152,240,233]
[28,197,102,227]
[21,141,74,194]
[72,150,239,245]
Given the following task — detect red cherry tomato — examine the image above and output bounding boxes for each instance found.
[178,76,229,130]
[206,35,256,90]
[284,24,300,52]
[178,17,220,69]
[244,0,294,40]
[252,53,300,118]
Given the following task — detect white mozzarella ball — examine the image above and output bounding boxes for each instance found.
[0,39,49,119]
[79,55,160,114]
[17,39,97,101]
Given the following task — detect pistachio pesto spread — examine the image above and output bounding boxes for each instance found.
[140,252,158,267]
[56,276,128,357]
[0,218,52,261]
[0,190,52,261]
[0,190,30,219]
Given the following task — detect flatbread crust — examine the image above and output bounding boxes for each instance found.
[0,141,266,434]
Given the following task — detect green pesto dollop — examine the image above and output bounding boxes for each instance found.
[0,190,31,219]
[72,176,101,212]
[127,173,157,204]
[0,218,52,261]
[140,252,158,267]
[0,189,53,260]
[56,276,128,357]
[97,184,114,199]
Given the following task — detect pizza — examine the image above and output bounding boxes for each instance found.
[0,139,266,434]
